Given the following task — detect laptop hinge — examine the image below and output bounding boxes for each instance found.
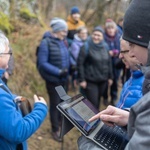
[55,85,71,101]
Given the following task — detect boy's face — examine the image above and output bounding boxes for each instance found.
[72,13,80,21]
[119,39,147,70]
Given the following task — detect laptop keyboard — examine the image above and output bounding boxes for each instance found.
[94,125,128,150]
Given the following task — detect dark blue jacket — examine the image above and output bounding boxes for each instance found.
[116,70,144,109]
[0,69,47,150]
[37,31,71,83]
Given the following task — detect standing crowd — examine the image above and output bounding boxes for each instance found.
[37,6,142,143]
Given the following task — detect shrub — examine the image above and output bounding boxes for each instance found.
[20,8,37,21]
[0,11,13,34]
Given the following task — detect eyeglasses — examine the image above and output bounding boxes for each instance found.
[0,52,12,56]
[120,50,129,54]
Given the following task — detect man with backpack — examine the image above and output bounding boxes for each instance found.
[37,17,73,142]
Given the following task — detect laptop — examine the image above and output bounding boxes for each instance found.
[56,86,129,150]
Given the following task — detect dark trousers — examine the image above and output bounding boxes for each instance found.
[84,81,107,109]
[110,68,121,101]
[46,81,68,132]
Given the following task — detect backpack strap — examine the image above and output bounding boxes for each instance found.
[84,41,89,55]
[36,37,51,69]
[0,83,11,94]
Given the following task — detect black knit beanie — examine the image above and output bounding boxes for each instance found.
[93,26,104,34]
[123,0,150,48]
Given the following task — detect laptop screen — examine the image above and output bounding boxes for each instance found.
[58,94,100,135]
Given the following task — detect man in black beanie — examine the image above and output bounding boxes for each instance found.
[78,0,150,149]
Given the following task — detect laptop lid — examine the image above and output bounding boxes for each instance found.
[57,93,101,136]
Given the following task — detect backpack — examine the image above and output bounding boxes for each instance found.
[84,41,89,55]
[36,37,50,69]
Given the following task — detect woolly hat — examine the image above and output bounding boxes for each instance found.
[93,26,104,34]
[50,17,68,33]
[70,6,80,15]
[105,19,117,29]
[123,0,150,48]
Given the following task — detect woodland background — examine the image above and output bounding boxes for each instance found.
[0,0,130,149]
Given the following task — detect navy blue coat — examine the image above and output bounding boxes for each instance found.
[37,32,70,83]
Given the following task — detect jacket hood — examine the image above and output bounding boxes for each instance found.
[43,31,51,39]
[74,34,82,42]
[132,70,143,78]
[42,31,61,41]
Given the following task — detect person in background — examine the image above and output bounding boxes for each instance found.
[70,26,88,61]
[70,26,88,88]
[104,19,122,105]
[37,18,72,142]
[67,6,85,46]
[116,17,131,85]
[116,38,144,109]
[78,26,113,109]
[79,0,150,149]
[0,33,47,150]
[117,17,124,32]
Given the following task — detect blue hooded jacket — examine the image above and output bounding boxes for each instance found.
[116,70,144,109]
[0,69,47,150]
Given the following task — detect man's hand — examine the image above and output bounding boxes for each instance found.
[59,69,68,77]
[34,94,47,106]
[89,105,129,127]
[80,81,87,89]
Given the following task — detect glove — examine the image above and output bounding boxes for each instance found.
[70,65,77,73]
[112,49,119,56]
[59,69,68,77]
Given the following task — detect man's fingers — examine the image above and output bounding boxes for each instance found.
[34,94,39,102]
[102,121,115,127]
[100,114,120,125]
[89,105,115,122]
[88,113,100,122]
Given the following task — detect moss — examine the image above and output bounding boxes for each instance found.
[20,8,37,21]
[0,12,13,34]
